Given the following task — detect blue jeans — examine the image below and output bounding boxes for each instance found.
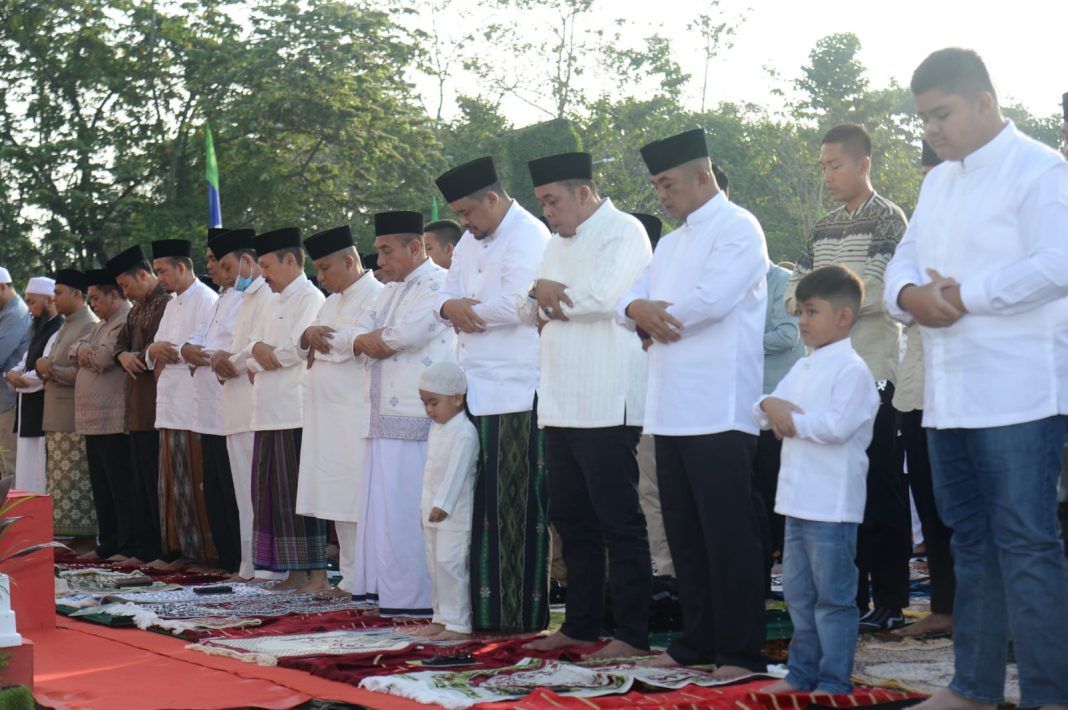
[927,415,1068,706]
[782,517,859,694]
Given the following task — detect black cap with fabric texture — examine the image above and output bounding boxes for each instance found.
[640,128,709,175]
[86,269,117,288]
[374,211,424,237]
[106,245,149,278]
[253,227,302,257]
[208,227,229,241]
[211,229,255,259]
[54,268,88,292]
[151,239,192,260]
[304,225,355,260]
[528,152,593,187]
[921,140,943,168]
[435,157,498,203]
[630,212,663,247]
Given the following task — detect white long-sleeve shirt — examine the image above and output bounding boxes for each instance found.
[146,279,218,430]
[529,198,651,428]
[421,411,479,531]
[883,121,1068,429]
[754,338,879,523]
[245,274,325,432]
[618,192,769,436]
[434,200,549,416]
[223,277,276,435]
[187,287,242,436]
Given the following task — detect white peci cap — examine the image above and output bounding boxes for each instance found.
[0,267,10,284]
[418,361,468,395]
[25,276,55,296]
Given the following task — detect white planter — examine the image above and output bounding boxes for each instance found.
[0,574,22,647]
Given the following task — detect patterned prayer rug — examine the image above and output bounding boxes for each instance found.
[120,591,366,619]
[191,628,467,666]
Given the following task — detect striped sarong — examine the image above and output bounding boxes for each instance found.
[252,428,327,572]
[470,407,550,632]
[158,429,216,563]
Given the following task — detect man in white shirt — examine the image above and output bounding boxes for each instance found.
[619,128,769,678]
[241,228,327,592]
[0,266,30,478]
[422,219,462,270]
[519,152,652,659]
[209,229,282,581]
[346,211,455,617]
[434,156,551,632]
[295,225,382,595]
[884,49,1068,710]
[182,229,250,574]
[144,239,218,568]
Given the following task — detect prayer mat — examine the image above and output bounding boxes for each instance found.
[46,431,97,536]
[124,590,365,619]
[105,581,273,604]
[57,567,155,592]
[86,602,263,637]
[191,627,468,666]
[360,657,783,709]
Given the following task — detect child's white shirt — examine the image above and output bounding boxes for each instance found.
[421,412,479,530]
[753,338,879,523]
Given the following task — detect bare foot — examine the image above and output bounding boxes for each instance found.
[522,631,597,651]
[429,629,471,641]
[582,639,652,660]
[144,558,172,569]
[638,652,681,668]
[225,573,252,583]
[297,578,333,594]
[910,688,996,710]
[711,665,755,682]
[116,557,144,568]
[758,679,799,694]
[106,554,129,563]
[272,572,308,591]
[892,613,952,637]
[410,623,445,637]
[76,550,102,562]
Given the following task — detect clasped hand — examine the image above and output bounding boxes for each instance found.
[626,300,683,343]
[441,298,486,333]
[761,397,804,440]
[898,269,965,328]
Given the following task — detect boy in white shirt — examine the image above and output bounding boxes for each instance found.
[755,265,879,695]
[414,362,479,640]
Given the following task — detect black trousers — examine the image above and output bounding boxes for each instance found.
[85,433,134,558]
[201,433,241,573]
[545,425,651,650]
[753,429,785,590]
[898,410,955,615]
[128,430,161,562]
[856,383,912,611]
[655,431,767,670]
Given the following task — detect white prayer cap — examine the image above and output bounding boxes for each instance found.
[418,361,468,395]
[25,277,55,297]
[0,267,10,284]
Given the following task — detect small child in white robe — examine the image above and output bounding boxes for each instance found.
[415,361,479,640]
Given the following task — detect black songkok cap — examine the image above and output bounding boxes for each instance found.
[921,140,943,168]
[630,212,663,247]
[304,225,354,260]
[253,227,302,257]
[640,128,710,176]
[106,245,148,278]
[1062,92,1068,121]
[527,152,593,187]
[374,211,424,237]
[211,229,255,260]
[208,227,229,241]
[151,239,192,260]
[86,269,117,288]
[55,268,88,292]
[435,157,499,203]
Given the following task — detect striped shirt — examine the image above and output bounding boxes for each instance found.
[786,192,906,384]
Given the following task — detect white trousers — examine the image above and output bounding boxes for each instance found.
[335,520,357,593]
[15,436,46,494]
[637,434,674,577]
[424,526,472,633]
[226,431,283,581]
[352,438,432,614]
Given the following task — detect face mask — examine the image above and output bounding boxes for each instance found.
[234,262,254,292]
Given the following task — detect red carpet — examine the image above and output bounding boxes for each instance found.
[27,614,429,709]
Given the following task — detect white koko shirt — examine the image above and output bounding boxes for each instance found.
[187,287,242,436]
[618,192,769,436]
[884,122,1068,429]
[421,411,479,531]
[223,277,276,435]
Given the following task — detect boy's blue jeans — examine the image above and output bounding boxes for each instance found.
[782,516,859,694]
[927,415,1068,707]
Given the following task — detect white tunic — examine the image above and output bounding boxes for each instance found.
[146,279,218,431]
[883,121,1068,429]
[295,272,383,522]
[245,275,325,432]
[753,338,879,523]
[434,201,549,416]
[529,198,650,428]
[187,288,242,436]
[421,412,478,531]
[618,192,769,436]
[223,277,276,435]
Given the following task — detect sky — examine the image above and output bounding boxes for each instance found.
[404,0,1068,127]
